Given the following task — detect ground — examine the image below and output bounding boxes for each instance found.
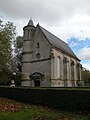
[0,97,89,120]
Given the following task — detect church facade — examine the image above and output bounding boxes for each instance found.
[21,20,82,87]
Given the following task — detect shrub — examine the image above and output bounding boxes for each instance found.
[0,86,90,114]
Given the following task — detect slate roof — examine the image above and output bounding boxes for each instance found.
[39,25,79,60]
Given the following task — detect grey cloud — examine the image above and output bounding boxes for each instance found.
[78,47,90,60]
[0,0,90,25]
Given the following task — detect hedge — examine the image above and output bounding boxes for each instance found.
[0,86,90,113]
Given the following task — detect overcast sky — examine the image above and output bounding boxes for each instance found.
[0,0,90,70]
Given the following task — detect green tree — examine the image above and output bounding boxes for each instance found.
[0,19,16,85]
[14,36,23,72]
[82,68,90,86]
[13,36,23,85]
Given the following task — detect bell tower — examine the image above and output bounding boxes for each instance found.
[21,19,35,86]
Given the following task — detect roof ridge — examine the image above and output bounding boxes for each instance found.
[39,25,67,45]
[37,24,52,46]
[37,24,79,60]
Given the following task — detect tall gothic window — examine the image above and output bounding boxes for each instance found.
[57,56,60,78]
[77,63,80,80]
[63,57,69,80]
[71,60,75,80]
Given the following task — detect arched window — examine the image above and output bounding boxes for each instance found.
[63,57,69,80]
[57,56,61,78]
[77,63,80,80]
[71,60,75,80]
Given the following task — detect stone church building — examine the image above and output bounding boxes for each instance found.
[21,20,82,87]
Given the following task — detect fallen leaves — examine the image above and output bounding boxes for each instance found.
[0,97,23,112]
[0,97,72,120]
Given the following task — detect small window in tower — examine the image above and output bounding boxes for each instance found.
[37,43,40,48]
[36,53,41,59]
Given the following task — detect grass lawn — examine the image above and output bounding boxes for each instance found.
[0,97,90,120]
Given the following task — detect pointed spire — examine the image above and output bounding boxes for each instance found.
[37,23,39,26]
[28,19,34,26]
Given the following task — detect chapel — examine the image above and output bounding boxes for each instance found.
[21,19,82,87]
